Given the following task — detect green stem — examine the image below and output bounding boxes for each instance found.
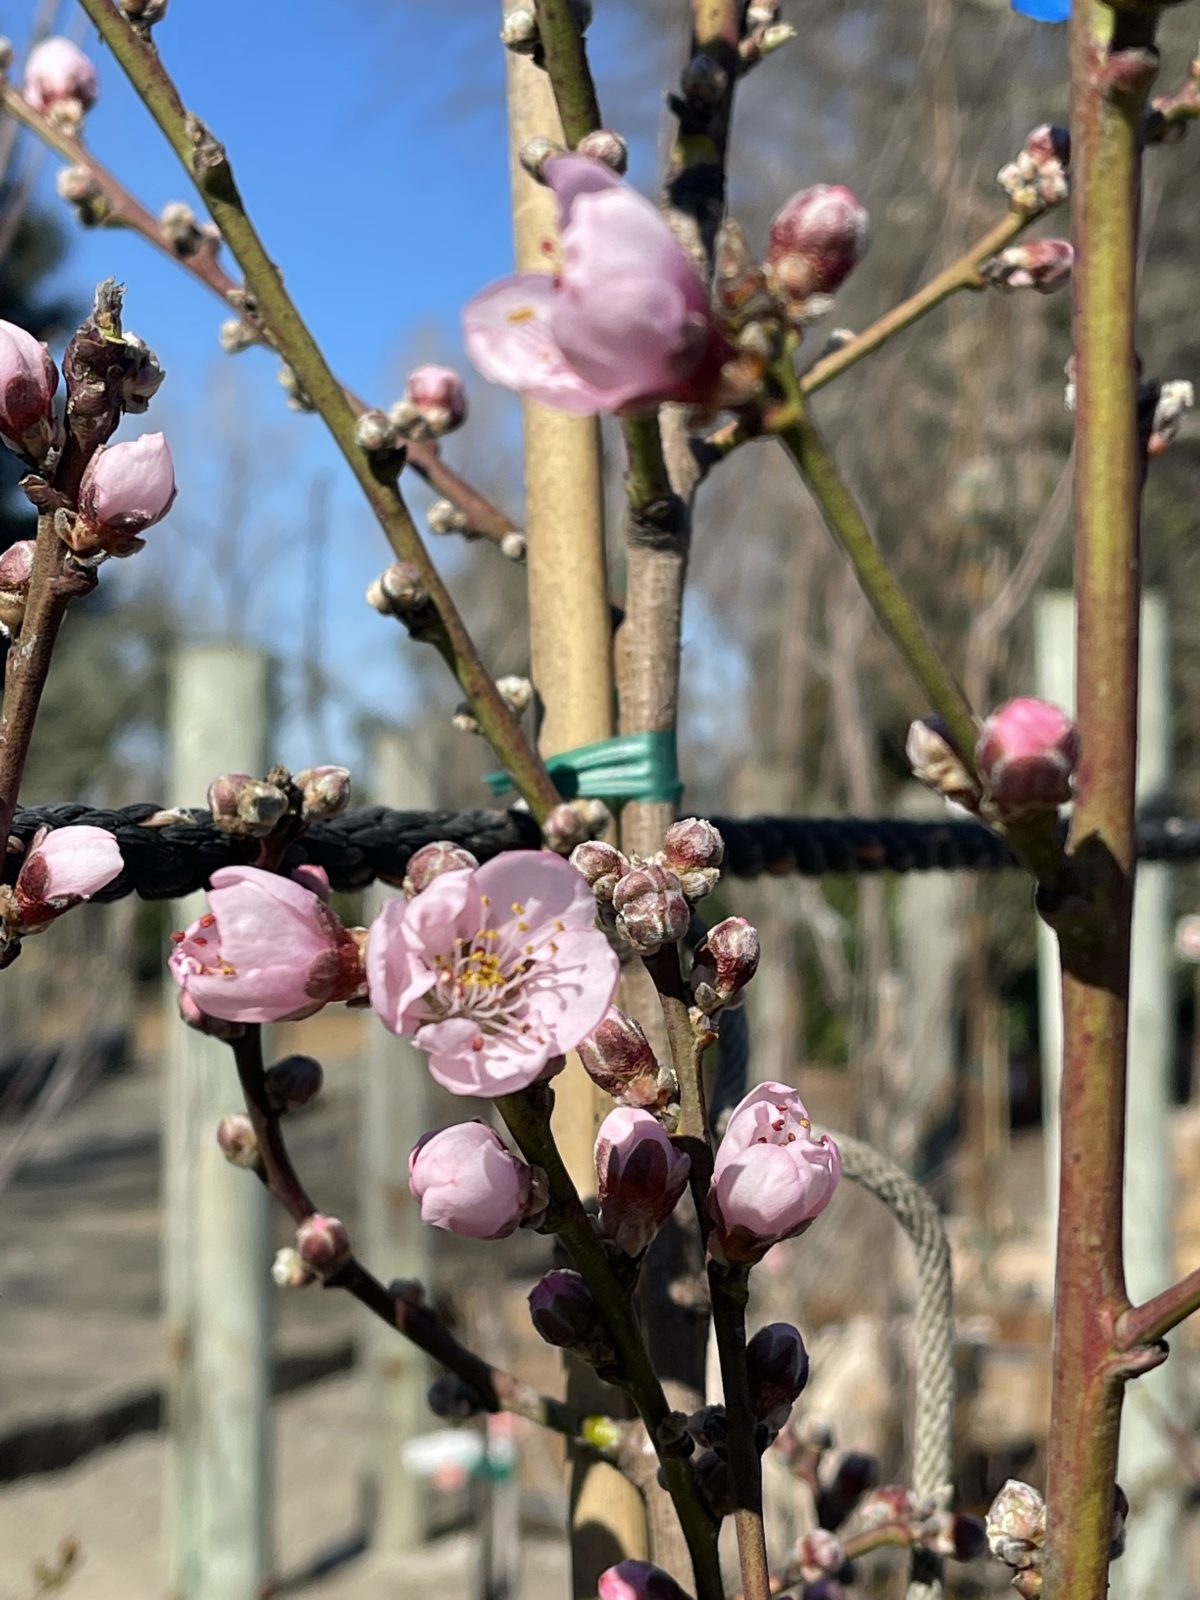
[1118,1266,1200,1349]
[799,211,1030,397]
[1042,7,1163,1599]
[73,0,558,819]
[496,1088,723,1600]
[531,1,601,146]
[778,403,978,765]
[708,1267,770,1600]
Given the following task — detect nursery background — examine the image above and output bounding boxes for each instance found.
[2,1,1200,1598]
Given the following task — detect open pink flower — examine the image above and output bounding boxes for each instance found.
[409,1121,536,1239]
[14,824,123,928]
[367,850,618,1097]
[169,866,365,1024]
[23,38,98,116]
[709,1082,841,1265]
[463,156,727,416]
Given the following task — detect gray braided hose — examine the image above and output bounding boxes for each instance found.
[832,1132,955,1600]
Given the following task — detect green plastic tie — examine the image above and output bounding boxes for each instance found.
[485,730,682,805]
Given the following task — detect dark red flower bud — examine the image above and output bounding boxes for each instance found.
[612,863,690,954]
[746,1321,809,1432]
[690,916,760,1014]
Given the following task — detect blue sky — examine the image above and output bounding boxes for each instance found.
[7,1,662,775]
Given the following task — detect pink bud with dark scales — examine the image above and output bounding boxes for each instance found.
[746,1321,809,1431]
[975,697,1079,816]
[405,364,468,434]
[598,1561,694,1600]
[23,38,98,117]
[690,916,760,1014]
[409,1121,537,1239]
[76,432,176,556]
[14,824,123,929]
[295,1213,351,1276]
[595,1107,691,1255]
[577,1006,671,1109]
[0,320,58,458]
[767,186,869,315]
[612,862,690,954]
[401,840,480,897]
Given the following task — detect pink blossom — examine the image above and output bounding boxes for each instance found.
[409,1121,535,1239]
[975,696,1080,815]
[76,432,176,555]
[463,155,727,416]
[595,1107,690,1256]
[709,1081,841,1265]
[598,1561,694,1600]
[366,850,618,1098]
[14,824,123,927]
[22,38,99,116]
[0,320,58,454]
[169,866,365,1024]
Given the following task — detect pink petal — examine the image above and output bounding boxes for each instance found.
[416,1015,552,1098]
[520,929,620,1053]
[474,850,599,938]
[462,276,620,414]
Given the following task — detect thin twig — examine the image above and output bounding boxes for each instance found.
[70,1,558,817]
[227,1026,597,1445]
[709,1268,771,1600]
[1118,1267,1200,1349]
[0,82,523,551]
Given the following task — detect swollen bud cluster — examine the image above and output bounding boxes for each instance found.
[765,186,870,323]
[997,124,1070,215]
[982,240,1074,295]
[388,365,468,441]
[571,817,725,955]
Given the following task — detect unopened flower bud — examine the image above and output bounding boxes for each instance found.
[986,1479,1045,1572]
[367,560,430,616]
[56,164,107,225]
[975,697,1079,816]
[767,186,869,318]
[354,408,397,455]
[404,364,468,436]
[570,840,630,902]
[271,1247,314,1288]
[159,201,206,255]
[427,1373,486,1421]
[662,818,724,871]
[410,1121,541,1239]
[426,498,469,535]
[294,764,351,822]
[402,840,480,898]
[13,824,123,931]
[264,1054,324,1112]
[746,1322,809,1433]
[23,38,98,120]
[655,1411,694,1457]
[612,863,690,954]
[680,52,728,104]
[541,801,594,855]
[0,537,32,589]
[519,136,563,181]
[578,1006,672,1110]
[983,239,1073,294]
[998,124,1070,215]
[73,432,176,557]
[577,128,629,174]
[207,772,289,837]
[217,1112,259,1168]
[501,530,527,562]
[793,1530,846,1582]
[598,1561,693,1600]
[528,1269,616,1367]
[500,6,539,53]
[690,916,760,1014]
[278,364,314,412]
[906,715,982,810]
[0,319,58,460]
[452,705,482,736]
[687,1404,730,1455]
[496,674,534,714]
[119,0,169,26]
[595,1107,690,1256]
[295,1213,351,1277]
[219,317,258,354]
[1148,378,1194,456]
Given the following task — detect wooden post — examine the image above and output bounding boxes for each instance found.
[163,644,274,1600]
[359,727,431,1560]
[1037,592,1179,1598]
[502,10,650,1585]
